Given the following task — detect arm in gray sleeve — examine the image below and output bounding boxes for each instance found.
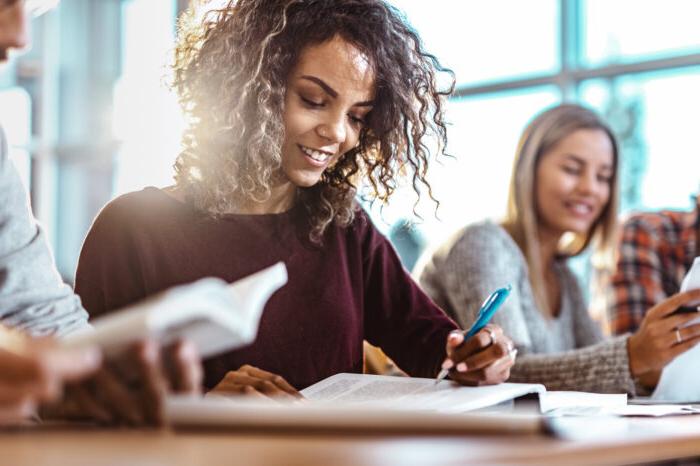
[0,126,88,337]
[417,222,533,348]
[419,222,636,394]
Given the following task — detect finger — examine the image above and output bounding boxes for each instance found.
[446,329,493,363]
[66,382,113,424]
[130,340,167,426]
[648,289,700,319]
[456,339,509,372]
[94,367,145,426]
[676,323,700,343]
[658,313,700,333]
[0,398,36,425]
[207,383,269,400]
[239,365,300,397]
[43,346,102,383]
[668,334,700,359]
[164,340,202,394]
[221,373,297,399]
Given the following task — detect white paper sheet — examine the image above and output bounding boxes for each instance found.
[539,391,627,414]
[299,373,545,414]
[653,256,700,401]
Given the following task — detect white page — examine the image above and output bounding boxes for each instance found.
[653,257,700,401]
[539,391,627,414]
[300,373,545,414]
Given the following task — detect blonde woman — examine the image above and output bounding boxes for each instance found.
[417,104,700,394]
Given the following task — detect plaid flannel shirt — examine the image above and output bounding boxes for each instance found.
[609,207,699,334]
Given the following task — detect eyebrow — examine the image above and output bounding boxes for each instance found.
[300,75,374,107]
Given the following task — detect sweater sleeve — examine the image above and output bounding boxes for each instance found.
[0,126,88,337]
[508,335,636,393]
[74,197,148,319]
[359,213,458,378]
[417,223,533,347]
[419,222,636,394]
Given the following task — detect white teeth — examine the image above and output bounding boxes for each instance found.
[300,145,331,162]
[567,202,592,214]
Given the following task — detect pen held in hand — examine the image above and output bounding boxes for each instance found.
[435,284,512,384]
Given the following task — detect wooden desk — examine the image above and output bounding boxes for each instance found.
[3,416,700,466]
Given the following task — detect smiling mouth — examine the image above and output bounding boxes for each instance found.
[299,144,333,163]
[564,201,594,216]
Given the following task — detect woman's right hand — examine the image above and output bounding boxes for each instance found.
[208,365,302,401]
[627,289,700,380]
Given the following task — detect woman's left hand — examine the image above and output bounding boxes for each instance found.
[441,324,516,386]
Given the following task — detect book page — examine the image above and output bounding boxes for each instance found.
[300,373,544,413]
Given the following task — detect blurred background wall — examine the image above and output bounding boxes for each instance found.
[0,0,699,283]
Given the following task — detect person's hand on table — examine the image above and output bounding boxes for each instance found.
[627,288,700,386]
[0,330,102,425]
[208,364,302,401]
[45,338,203,426]
[441,324,516,386]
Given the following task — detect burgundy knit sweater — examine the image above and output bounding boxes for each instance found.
[75,187,457,389]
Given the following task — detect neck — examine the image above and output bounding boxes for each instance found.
[237,180,296,215]
[537,225,562,270]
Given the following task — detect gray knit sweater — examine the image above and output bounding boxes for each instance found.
[0,126,88,336]
[416,221,636,394]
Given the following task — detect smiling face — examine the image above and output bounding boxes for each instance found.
[535,128,615,238]
[0,0,29,64]
[280,35,375,189]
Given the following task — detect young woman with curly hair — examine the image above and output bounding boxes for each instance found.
[75,0,516,397]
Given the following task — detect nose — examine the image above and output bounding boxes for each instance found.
[577,169,599,195]
[316,112,346,145]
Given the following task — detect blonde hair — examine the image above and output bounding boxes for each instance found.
[502,104,620,317]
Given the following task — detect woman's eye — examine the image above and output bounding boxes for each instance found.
[300,96,323,107]
[562,165,580,175]
[597,174,613,183]
[348,114,366,126]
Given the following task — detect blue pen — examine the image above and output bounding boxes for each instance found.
[434,284,512,384]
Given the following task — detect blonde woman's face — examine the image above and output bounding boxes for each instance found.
[281,35,375,188]
[535,128,614,237]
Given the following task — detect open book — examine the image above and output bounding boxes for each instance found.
[64,262,287,358]
[165,373,548,435]
[300,373,544,413]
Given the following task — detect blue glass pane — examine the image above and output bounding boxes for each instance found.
[580,68,700,212]
[583,0,700,66]
[389,0,559,86]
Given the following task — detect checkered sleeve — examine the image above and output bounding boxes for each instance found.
[609,216,668,334]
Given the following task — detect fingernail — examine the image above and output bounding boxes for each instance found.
[456,362,468,372]
[441,359,454,370]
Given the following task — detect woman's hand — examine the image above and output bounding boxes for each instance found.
[208,365,301,401]
[442,324,516,386]
[45,339,202,426]
[627,289,700,380]
[0,333,102,424]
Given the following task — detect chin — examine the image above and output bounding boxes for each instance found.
[286,170,323,188]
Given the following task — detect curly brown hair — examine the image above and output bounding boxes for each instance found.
[172,0,454,241]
